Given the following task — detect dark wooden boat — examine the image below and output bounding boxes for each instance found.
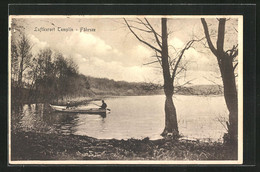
[49,104,107,114]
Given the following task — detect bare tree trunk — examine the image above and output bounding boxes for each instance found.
[17,35,32,88]
[18,56,24,87]
[162,95,179,136]
[161,18,179,137]
[124,18,179,137]
[201,18,238,145]
[220,54,238,144]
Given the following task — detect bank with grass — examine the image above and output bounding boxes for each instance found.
[11,131,237,161]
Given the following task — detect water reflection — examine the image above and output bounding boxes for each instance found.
[11,95,229,142]
[11,103,106,135]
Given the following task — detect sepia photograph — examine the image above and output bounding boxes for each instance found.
[8,15,243,164]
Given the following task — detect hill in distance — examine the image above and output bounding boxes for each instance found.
[85,76,223,96]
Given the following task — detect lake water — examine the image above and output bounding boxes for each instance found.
[11,95,229,142]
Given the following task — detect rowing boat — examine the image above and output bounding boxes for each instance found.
[49,104,107,114]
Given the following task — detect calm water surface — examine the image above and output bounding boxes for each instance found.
[12,95,228,141]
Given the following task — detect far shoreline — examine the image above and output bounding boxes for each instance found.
[11,91,224,106]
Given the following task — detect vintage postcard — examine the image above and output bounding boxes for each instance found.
[8,15,243,164]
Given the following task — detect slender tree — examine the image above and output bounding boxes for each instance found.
[201,18,238,144]
[124,18,201,137]
[11,39,19,83]
[17,34,33,87]
[10,18,26,85]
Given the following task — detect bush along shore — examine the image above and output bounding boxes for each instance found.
[11,131,237,161]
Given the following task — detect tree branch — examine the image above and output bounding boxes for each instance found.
[201,18,218,57]
[136,18,152,30]
[143,60,159,66]
[175,65,186,77]
[127,25,153,33]
[171,37,204,81]
[171,49,186,81]
[226,44,238,59]
[155,51,162,67]
[233,62,238,71]
[144,18,162,49]
[124,18,162,53]
[233,26,238,33]
[216,18,226,52]
[174,79,194,91]
[232,50,238,59]
[203,76,223,89]
[137,18,162,38]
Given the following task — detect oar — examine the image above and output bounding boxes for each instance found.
[91,102,101,107]
[91,102,111,111]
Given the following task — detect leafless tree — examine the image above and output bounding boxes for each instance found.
[17,34,33,87]
[11,39,19,84]
[10,18,26,85]
[201,18,238,144]
[124,18,202,137]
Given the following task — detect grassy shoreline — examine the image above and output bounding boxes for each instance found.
[11,131,237,161]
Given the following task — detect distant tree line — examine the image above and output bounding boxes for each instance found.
[86,77,163,96]
[11,33,90,104]
[176,85,223,95]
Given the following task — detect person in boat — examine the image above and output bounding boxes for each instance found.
[100,100,107,109]
[66,101,71,109]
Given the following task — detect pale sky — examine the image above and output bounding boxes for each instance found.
[10,16,239,85]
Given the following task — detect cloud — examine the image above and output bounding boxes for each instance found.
[55,31,154,67]
[56,32,122,63]
[74,53,87,63]
[127,45,153,65]
[52,31,158,82]
[27,33,221,85]
[27,28,220,85]
[28,34,49,54]
[79,56,221,85]
[79,57,159,83]
[175,70,222,86]
[169,37,184,49]
[168,37,217,72]
[56,32,219,84]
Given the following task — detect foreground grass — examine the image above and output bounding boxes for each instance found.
[11,131,237,161]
